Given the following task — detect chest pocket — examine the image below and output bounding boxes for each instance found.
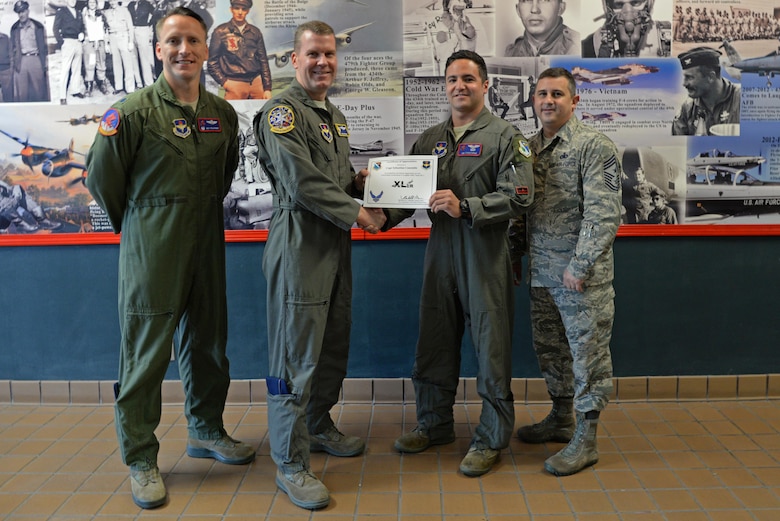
[146,125,186,158]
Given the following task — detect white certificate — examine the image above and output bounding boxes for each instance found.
[362,155,438,209]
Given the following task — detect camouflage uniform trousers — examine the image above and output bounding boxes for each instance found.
[529,283,615,413]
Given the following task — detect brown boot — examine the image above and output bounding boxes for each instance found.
[544,412,599,476]
[517,396,575,443]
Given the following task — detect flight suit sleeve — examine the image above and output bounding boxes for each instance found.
[222,109,240,198]
[85,107,139,233]
[253,106,361,230]
[466,130,534,228]
[566,136,622,281]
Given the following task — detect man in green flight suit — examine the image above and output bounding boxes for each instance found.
[253,20,386,511]
[386,49,534,477]
[86,6,255,510]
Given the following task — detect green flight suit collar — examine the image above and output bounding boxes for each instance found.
[446,106,494,133]
[152,74,210,112]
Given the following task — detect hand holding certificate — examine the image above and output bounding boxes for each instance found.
[362,155,438,208]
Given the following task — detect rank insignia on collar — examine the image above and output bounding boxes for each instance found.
[198,118,222,132]
[320,123,333,143]
[98,108,120,136]
[172,118,191,138]
[335,123,349,137]
[433,141,447,157]
[457,143,482,156]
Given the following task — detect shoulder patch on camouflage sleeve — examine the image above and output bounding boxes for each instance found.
[603,155,620,192]
[268,105,295,134]
[513,136,532,162]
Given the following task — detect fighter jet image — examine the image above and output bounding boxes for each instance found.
[685,149,779,219]
[268,22,374,68]
[58,114,102,126]
[720,38,780,87]
[581,111,627,122]
[0,129,87,181]
[571,63,660,86]
[350,139,397,156]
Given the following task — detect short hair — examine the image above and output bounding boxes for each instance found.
[650,189,666,199]
[445,50,488,82]
[294,21,335,53]
[538,67,576,96]
[155,7,208,39]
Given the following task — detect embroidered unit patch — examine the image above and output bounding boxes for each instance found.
[268,105,295,134]
[98,108,121,136]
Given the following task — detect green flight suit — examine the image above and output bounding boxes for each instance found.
[253,79,362,474]
[386,108,534,450]
[85,75,239,469]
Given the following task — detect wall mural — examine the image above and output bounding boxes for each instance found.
[1,0,779,243]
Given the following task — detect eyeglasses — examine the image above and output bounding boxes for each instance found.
[518,0,555,4]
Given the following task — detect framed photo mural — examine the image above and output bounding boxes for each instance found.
[2,0,780,246]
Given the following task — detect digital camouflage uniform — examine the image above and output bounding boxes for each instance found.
[253,79,362,475]
[385,107,534,450]
[85,75,239,469]
[505,19,579,57]
[672,78,740,135]
[518,115,621,414]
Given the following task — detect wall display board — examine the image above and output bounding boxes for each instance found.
[2,0,780,246]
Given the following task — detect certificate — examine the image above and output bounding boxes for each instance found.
[362,155,438,208]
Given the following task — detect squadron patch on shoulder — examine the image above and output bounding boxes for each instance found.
[517,140,531,158]
[603,155,620,192]
[98,108,121,136]
[513,136,532,162]
[268,105,295,134]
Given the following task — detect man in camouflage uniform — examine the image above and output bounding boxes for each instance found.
[512,67,622,476]
[672,47,740,136]
[389,50,534,478]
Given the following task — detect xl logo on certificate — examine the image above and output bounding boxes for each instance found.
[363,155,438,209]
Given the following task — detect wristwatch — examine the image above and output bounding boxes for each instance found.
[459,199,471,220]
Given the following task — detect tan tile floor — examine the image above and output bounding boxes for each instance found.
[2,400,780,520]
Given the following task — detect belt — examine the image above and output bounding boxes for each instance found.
[22,51,39,56]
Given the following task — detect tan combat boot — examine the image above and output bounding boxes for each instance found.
[543,412,599,476]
